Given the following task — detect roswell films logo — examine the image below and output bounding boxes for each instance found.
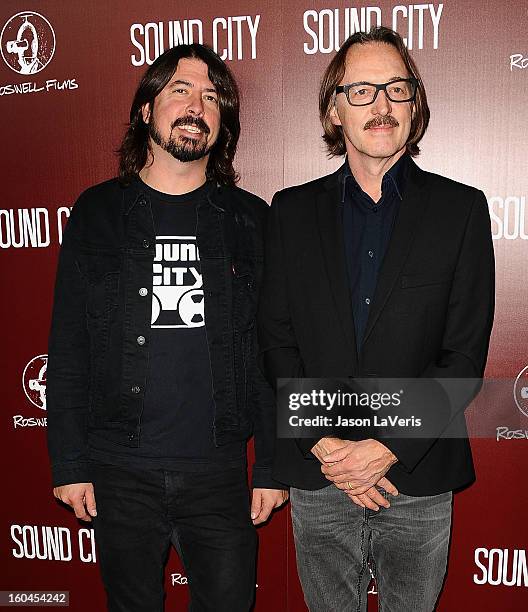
[0,11,55,74]
[496,367,528,441]
[513,365,528,418]
[22,354,48,410]
[14,355,48,429]
[0,11,77,96]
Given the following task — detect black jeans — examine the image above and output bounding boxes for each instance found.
[91,462,257,611]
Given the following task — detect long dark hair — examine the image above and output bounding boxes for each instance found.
[319,27,430,157]
[118,44,240,186]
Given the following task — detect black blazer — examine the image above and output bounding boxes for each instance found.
[258,158,495,495]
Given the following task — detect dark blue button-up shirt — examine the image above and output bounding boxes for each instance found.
[342,154,407,348]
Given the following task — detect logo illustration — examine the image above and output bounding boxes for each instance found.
[152,236,205,328]
[1,12,55,74]
[513,365,528,418]
[22,355,48,410]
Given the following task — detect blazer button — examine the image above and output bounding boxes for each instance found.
[138,198,147,206]
[142,239,150,248]
[128,433,136,440]
[139,287,148,297]
[136,335,146,346]
[131,385,141,394]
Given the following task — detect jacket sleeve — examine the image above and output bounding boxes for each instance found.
[256,192,320,463]
[250,341,289,489]
[249,197,289,489]
[382,190,495,471]
[46,201,92,487]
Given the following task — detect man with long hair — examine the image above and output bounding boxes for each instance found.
[47,44,287,611]
[258,27,494,610]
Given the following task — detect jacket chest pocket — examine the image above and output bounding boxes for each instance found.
[79,250,121,317]
[400,271,452,289]
[87,271,120,318]
[392,270,452,314]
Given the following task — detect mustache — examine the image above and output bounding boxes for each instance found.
[363,115,399,130]
[171,115,210,134]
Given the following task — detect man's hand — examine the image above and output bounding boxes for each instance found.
[310,437,350,462]
[53,483,97,522]
[251,488,289,525]
[345,477,399,511]
[320,439,398,495]
[311,438,398,509]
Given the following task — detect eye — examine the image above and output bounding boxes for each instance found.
[350,88,368,97]
[204,94,218,104]
[349,85,374,99]
[173,87,188,95]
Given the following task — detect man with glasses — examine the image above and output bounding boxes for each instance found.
[258,27,494,611]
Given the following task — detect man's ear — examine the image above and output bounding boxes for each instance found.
[329,99,342,127]
[141,102,151,125]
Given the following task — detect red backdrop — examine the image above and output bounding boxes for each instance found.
[2,1,527,610]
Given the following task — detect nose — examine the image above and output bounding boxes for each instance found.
[186,91,204,116]
[371,88,392,116]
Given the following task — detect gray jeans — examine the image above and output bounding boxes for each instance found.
[290,485,452,612]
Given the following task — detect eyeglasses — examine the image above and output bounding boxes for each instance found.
[335,78,418,106]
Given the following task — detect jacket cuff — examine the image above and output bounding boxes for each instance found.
[380,437,436,473]
[295,438,320,458]
[251,466,288,490]
[51,461,92,488]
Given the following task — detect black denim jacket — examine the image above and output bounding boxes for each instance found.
[47,177,280,489]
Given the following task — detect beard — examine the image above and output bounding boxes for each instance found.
[149,115,213,162]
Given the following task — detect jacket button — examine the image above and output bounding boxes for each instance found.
[128,433,136,440]
[136,335,146,346]
[139,287,148,297]
[131,385,141,394]
[142,239,150,248]
[138,198,147,206]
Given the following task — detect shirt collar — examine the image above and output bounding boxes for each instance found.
[341,153,408,204]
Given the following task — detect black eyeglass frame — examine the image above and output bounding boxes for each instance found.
[335,77,418,107]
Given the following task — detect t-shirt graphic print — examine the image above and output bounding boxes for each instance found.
[151,235,205,329]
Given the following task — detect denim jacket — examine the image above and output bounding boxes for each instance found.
[46,177,280,489]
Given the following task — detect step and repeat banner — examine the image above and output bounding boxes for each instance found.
[2,1,527,610]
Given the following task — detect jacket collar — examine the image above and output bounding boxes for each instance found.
[341,154,407,204]
[122,175,226,215]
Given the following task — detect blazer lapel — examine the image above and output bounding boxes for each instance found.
[315,169,358,368]
[362,159,431,345]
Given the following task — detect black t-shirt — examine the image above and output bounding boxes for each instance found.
[90,179,245,470]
